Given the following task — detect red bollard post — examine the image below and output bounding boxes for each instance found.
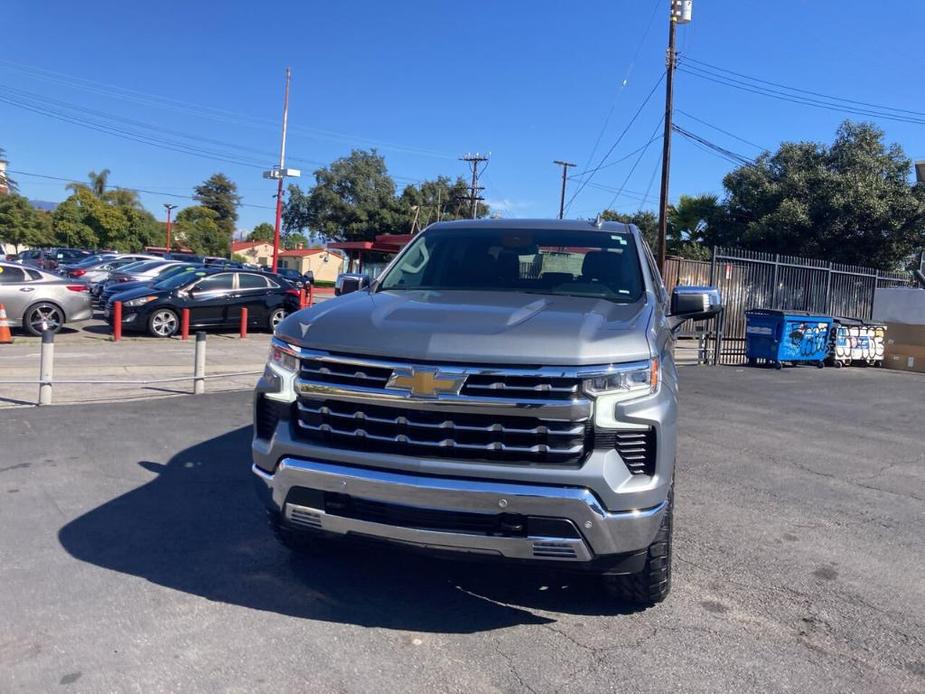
[299,287,307,309]
[112,301,122,342]
[239,307,248,339]
[180,308,190,340]
[308,283,314,307]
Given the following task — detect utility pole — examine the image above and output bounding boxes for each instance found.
[553,161,575,219]
[163,203,177,250]
[656,0,692,274]
[460,153,488,218]
[263,67,300,272]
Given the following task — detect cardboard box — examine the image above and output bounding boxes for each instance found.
[883,352,925,374]
[885,322,925,348]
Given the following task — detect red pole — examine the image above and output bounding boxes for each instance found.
[239,307,248,339]
[112,301,122,342]
[166,208,172,250]
[180,308,190,340]
[271,177,283,272]
[308,282,314,307]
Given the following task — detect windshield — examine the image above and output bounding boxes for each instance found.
[377,227,645,302]
[122,260,165,274]
[155,263,195,278]
[154,269,209,290]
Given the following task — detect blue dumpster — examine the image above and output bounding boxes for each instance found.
[745,309,833,369]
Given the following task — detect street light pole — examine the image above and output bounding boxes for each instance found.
[553,160,575,219]
[270,67,293,273]
[163,203,177,251]
[656,0,692,274]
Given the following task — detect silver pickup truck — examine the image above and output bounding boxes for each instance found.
[252,219,720,605]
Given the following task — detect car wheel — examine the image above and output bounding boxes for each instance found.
[602,482,673,606]
[24,302,65,336]
[268,307,288,331]
[148,308,179,338]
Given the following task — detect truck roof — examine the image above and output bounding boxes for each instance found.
[426,218,636,235]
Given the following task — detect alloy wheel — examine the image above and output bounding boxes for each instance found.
[26,304,63,336]
[151,310,179,337]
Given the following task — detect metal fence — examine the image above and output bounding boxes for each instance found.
[664,248,911,365]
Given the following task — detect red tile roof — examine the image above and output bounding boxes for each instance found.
[279,248,325,257]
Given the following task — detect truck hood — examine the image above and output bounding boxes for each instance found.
[276,289,653,366]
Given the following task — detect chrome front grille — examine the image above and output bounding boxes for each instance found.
[460,374,580,401]
[295,398,589,465]
[299,361,392,389]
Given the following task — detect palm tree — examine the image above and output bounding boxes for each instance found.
[66,168,111,198]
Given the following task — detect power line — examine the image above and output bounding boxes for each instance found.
[605,117,664,210]
[683,55,925,118]
[0,58,456,160]
[459,154,488,218]
[564,70,666,212]
[674,108,766,151]
[677,64,925,126]
[573,0,662,196]
[569,134,663,178]
[7,169,276,209]
[671,125,756,168]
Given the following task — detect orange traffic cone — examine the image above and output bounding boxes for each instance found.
[0,304,12,344]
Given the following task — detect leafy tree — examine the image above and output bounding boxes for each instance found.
[0,195,52,251]
[66,169,110,198]
[289,149,405,242]
[174,206,227,256]
[283,232,308,249]
[193,173,241,238]
[396,176,490,230]
[247,222,275,242]
[721,121,925,269]
[49,189,159,251]
[51,193,99,248]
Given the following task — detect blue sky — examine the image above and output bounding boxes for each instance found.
[3,1,923,234]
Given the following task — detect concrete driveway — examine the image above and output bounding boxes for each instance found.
[0,366,922,692]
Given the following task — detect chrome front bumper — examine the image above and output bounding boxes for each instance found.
[253,458,668,562]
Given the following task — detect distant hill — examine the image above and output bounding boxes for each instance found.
[30,200,58,212]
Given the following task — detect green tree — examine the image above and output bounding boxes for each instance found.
[0,194,52,251]
[395,176,490,232]
[66,169,110,198]
[193,173,241,238]
[247,222,275,242]
[721,121,925,269]
[667,194,724,260]
[290,149,404,242]
[50,189,159,251]
[173,206,227,256]
[283,232,308,249]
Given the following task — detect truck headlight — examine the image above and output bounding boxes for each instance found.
[582,358,659,399]
[268,339,299,374]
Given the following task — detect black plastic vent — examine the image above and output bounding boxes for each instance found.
[594,427,657,476]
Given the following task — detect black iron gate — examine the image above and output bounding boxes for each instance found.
[664,248,910,365]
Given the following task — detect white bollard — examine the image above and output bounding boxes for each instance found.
[38,330,54,406]
[193,331,206,395]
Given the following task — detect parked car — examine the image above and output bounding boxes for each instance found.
[108,268,301,337]
[253,218,723,606]
[0,261,92,335]
[164,252,204,263]
[58,253,119,274]
[276,267,314,288]
[80,256,162,298]
[15,248,93,271]
[101,264,202,307]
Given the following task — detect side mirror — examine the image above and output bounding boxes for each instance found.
[337,273,371,296]
[669,286,722,330]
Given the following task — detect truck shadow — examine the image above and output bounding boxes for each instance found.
[58,426,643,633]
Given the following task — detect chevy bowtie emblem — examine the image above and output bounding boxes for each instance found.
[387,367,465,398]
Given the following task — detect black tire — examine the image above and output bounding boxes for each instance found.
[23,302,65,336]
[816,360,825,369]
[603,484,673,606]
[148,308,179,338]
[268,307,288,332]
[774,361,783,370]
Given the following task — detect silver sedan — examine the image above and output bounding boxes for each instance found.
[0,262,93,335]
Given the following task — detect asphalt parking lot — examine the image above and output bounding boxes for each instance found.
[0,366,922,692]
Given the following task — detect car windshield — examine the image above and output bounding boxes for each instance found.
[156,264,197,278]
[154,270,209,290]
[377,227,645,302]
